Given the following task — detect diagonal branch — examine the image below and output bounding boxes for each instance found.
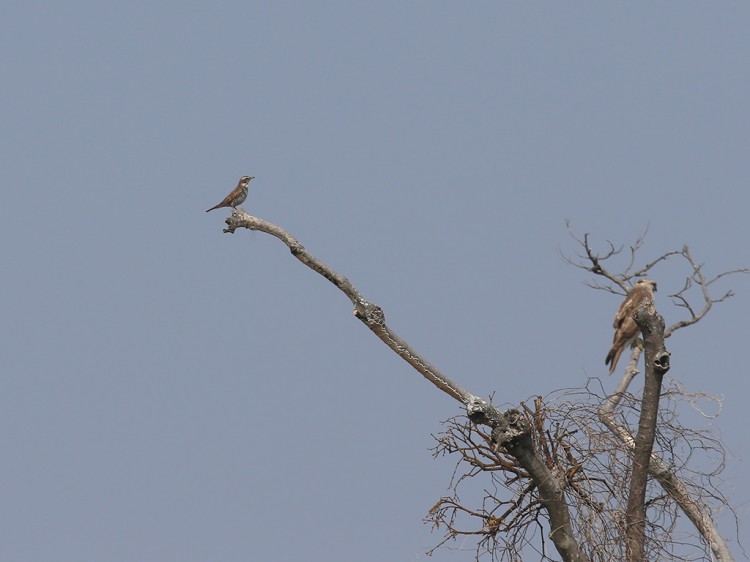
[224,211,472,404]
[600,365,735,561]
[493,411,590,562]
[222,210,589,562]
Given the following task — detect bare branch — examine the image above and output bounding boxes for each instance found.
[598,385,736,562]
[564,226,747,340]
[560,221,627,291]
[432,378,738,561]
[224,211,473,404]
[223,211,588,561]
[621,223,650,276]
[629,250,682,278]
[707,268,750,285]
[664,246,749,338]
[494,412,590,562]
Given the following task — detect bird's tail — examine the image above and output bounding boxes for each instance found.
[605,346,620,375]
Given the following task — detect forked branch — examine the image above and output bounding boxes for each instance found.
[561,223,748,338]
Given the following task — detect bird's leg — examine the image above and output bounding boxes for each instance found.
[631,338,645,351]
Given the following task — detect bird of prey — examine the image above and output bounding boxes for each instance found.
[206,176,254,212]
[605,279,657,375]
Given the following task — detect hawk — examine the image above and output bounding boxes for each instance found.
[605,279,657,375]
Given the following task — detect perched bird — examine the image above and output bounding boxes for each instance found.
[605,279,657,375]
[206,176,254,212]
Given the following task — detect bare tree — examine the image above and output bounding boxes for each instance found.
[215,211,746,562]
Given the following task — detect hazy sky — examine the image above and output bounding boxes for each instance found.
[2,2,748,561]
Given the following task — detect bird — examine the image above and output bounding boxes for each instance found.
[206,176,254,212]
[605,279,657,375]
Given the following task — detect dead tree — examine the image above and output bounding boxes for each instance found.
[563,225,745,561]
[214,211,745,561]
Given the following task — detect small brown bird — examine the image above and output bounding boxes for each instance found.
[605,279,657,374]
[206,176,254,212]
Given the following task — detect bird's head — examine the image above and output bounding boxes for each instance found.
[240,176,254,184]
[636,279,657,292]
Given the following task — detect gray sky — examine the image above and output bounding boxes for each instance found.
[2,2,748,561]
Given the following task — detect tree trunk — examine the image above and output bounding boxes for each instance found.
[625,302,670,561]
